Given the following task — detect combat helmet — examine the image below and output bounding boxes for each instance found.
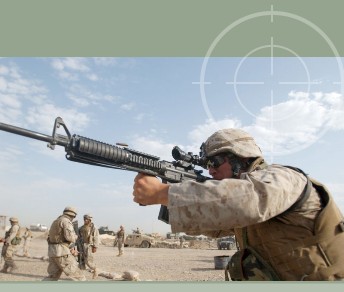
[9,217,19,223]
[202,128,262,158]
[63,206,77,217]
[83,214,92,220]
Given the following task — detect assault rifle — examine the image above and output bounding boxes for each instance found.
[0,117,209,223]
[72,220,86,269]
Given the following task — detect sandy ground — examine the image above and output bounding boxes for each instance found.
[0,232,236,282]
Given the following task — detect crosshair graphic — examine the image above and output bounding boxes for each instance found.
[228,40,321,122]
[193,5,344,157]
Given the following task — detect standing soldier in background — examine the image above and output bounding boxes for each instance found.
[0,217,21,273]
[116,225,125,256]
[179,236,185,249]
[78,214,100,279]
[43,206,86,281]
[22,227,33,257]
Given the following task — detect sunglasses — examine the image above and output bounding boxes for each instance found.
[205,155,227,169]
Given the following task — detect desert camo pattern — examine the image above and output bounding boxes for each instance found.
[1,222,20,271]
[168,164,322,236]
[44,215,85,281]
[47,215,78,257]
[203,128,263,158]
[79,223,100,271]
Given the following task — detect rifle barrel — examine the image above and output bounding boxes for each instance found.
[0,122,54,144]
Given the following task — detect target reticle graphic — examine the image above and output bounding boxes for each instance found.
[195,7,344,156]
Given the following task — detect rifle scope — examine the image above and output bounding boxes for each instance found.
[171,146,205,167]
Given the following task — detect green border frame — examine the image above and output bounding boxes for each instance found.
[0,0,344,56]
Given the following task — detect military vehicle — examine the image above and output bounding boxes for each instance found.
[217,236,236,250]
[98,226,115,236]
[30,224,48,232]
[124,233,154,248]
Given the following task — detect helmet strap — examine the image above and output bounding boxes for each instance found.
[227,155,246,178]
[232,161,242,178]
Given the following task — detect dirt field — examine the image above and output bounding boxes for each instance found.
[0,232,235,282]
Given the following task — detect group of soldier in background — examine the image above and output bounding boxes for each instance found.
[0,207,126,281]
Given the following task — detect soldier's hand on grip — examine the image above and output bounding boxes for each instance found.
[133,173,169,206]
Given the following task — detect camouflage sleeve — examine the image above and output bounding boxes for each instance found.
[168,165,307,234]
[92,226,100,248]
[61,219,77,244]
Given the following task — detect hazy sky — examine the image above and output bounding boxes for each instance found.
[0,57,343,235]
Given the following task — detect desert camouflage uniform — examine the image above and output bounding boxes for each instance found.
[22,228,33,257]
[79,222,99,274]
[43,214,86,281]
[168,163,344,280]
[116,227,125,256]
[168,164,318,235]
[1,219,20,273]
